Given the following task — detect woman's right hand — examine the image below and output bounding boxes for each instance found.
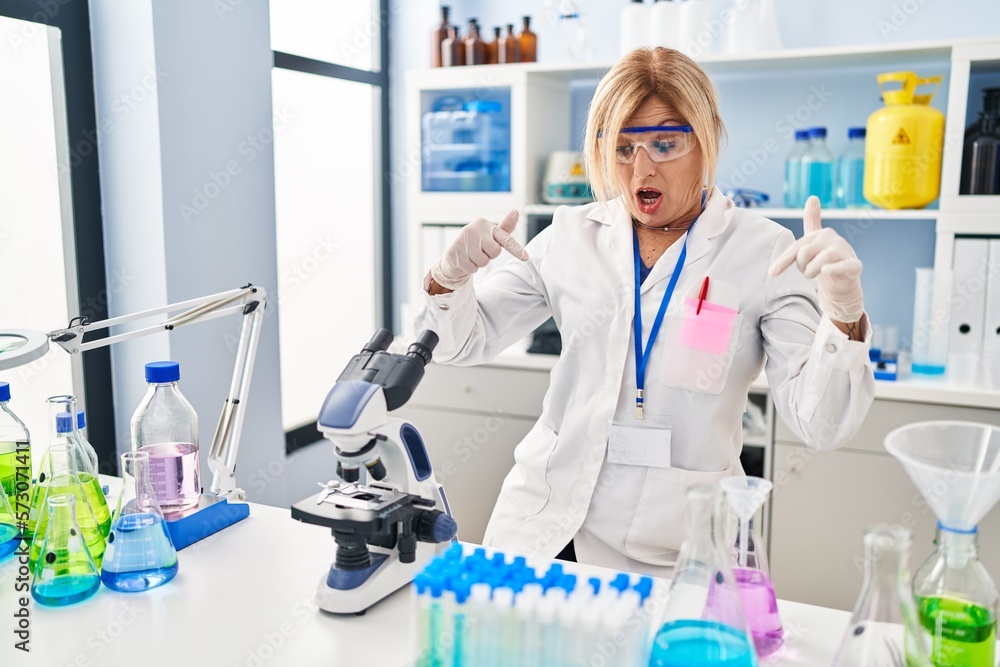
[428,209,529,292]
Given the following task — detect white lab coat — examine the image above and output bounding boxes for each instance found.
[414,187,875,574]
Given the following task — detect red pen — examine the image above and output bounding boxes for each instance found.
[696,276,709,315]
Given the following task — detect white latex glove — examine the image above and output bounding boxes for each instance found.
[428,209,529,290]
[768,196,865,323]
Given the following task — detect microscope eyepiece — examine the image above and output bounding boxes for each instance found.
[407,330,439,367]
[362,328,393,354]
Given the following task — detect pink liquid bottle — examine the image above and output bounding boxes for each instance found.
[130,362,200,513]
[716,476,783,658]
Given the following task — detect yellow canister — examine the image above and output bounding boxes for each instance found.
[863,71,945,209]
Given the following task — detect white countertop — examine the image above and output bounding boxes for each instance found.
[484,345,1000,410]
[0,485,850,666]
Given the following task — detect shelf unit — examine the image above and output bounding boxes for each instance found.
[405,35,1000,384]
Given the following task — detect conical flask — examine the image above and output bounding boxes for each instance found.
[720,476,783,657]
[101,450,178,592]
[28,436,106,570]
[30,493,101,606]
[27,396,110,539]
[650,484,757,667]
[0,480,20,560]
[832,524,931,667]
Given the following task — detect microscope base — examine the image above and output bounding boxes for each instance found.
[315,543,439,614]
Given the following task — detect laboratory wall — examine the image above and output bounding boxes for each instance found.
[389,0,1000,341]
[90,0,336,508]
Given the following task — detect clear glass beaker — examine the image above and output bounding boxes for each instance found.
[649,484,757,667]
[28,396,110,539]
[720,476,783,657]
[101,451,178,592]
[832,524,931,666]
[913,524,997,666]
[0,480,19,560]
[28,438,106,570]
[30,493,102,606]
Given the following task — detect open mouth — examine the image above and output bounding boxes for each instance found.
[635,187,663,214]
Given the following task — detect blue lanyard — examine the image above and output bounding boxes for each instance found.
[632,197,704,419]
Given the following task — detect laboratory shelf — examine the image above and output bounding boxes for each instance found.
[752,207,940,221]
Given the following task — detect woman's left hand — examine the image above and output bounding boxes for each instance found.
[768,196,865,324]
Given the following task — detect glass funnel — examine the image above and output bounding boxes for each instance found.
[720,476,782,657]
[649,484,757,667]
[101,451,178,592]
[0,480,20,560]
[885,421,1000,665]
[28,437,106,570]
[832,524,931,666]
[30,494,102,606]
[27,397,110,539]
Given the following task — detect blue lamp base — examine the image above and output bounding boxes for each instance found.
[163,494,250,550]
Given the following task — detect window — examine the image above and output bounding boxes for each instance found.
[0,2,114,473]
[270,0,392,453]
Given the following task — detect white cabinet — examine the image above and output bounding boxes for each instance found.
[771,397,1000,611]
[395,362,549,544]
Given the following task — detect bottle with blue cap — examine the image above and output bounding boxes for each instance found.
[801,126,835,207]
[783,129,811,208]
[836,127,870,208]
[0,381,31,509]
[130,361,200,513]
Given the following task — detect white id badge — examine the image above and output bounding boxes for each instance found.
[607,414,672,468]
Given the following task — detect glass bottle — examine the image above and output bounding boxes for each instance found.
[102,451,178,592]
[836,127,869,208]
[30,494,101,606]
[783,130,810,208]
[832,524,931,667]
[486,26,500,65]
[0,381,30,507]
[131,361,201,513]
[0,481,19,560]
[465,23,486,66]
[801,126,834,207]
[913,523,998,666]
[500,24,520,64]
[75,409,100,473]
[960,87,1000,195]
[28,395,110,539]
[721,476,783,658]
[442,25,465,67]
[29,439,106,570]
[518,16,537,63]
[650,484,757,667]
[431,5,450,68]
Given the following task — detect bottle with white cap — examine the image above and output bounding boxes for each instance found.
[650,0,681,49]
[620,0,649,56]
[130,361,200,512]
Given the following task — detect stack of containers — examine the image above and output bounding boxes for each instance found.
[413,543,657,666]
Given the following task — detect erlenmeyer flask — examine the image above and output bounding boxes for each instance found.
[0,480,20,559]
[28,436,106,570]
[913,524,997,666]
[650,484,757,667]
[720,476,783,657]
[27,397,110,539]
[832,524,931,667]
[30,493,101,606]
[102,450,178,592]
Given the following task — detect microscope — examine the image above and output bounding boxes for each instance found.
[291,329,458,614]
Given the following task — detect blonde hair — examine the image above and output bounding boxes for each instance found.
[584,47,727,204]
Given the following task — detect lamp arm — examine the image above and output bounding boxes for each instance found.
[46,284,268,501]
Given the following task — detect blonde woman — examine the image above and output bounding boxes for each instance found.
[414,47,874,576]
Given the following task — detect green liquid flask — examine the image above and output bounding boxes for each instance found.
[27,396,110,541]
[101,450,178,592]
[0,382,31,520]
[28,434,106,571]
[31,493,101,606]
[0,478,21,560]
[832,524,931,666]
[913,524,998,667]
